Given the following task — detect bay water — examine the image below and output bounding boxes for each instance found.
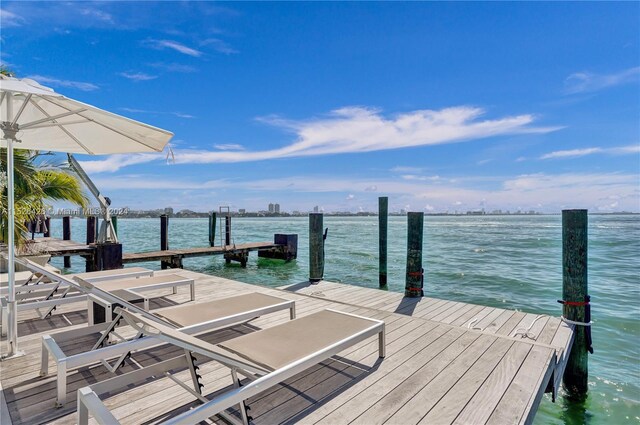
[47,214,639,424]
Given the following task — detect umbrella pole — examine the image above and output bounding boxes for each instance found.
[2,94,22,359]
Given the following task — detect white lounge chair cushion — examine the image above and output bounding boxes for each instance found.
[95,275,188,292]
[156,292,288,327]
[72,267,151,281]
[218,310,379,372]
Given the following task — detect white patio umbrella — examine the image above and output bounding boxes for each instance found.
[0,75,173,357]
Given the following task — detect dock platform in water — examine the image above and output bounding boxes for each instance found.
[0,269,573,424]
[19,236,297,268]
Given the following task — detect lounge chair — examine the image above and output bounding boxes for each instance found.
[77,307,385,425]
[1,259,187,336]
[0,254,61,293]
[0,265,153,298]
[41,275,295,406]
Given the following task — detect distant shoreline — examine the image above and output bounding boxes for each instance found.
[48,212,639,219]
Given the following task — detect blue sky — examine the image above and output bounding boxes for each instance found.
[2,2,639,213]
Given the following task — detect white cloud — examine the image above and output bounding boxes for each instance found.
[142,39,203,57]
[171,106,560,164]
[541,147,602,159]
[564,67,640,94]
[26,75,99,92]
[0,9,26,27]
[78,153,163,173]
[200,38,238,54]
[401,174,441,182]
[119,71,157,81]
[540,144,640,159]
[346,194,355,200]
[79,7,113,24]
[609,145,640,155]
[390,166,424,173]
[120,107,194,119]
[148,62,197,73]
[92,171,640,212]
[214,144,245,151]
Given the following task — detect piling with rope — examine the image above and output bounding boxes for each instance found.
[561,209,591,397]
[379,197,388,288]
[405,212,424,297]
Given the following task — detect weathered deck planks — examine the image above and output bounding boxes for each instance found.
[0,270,572,425]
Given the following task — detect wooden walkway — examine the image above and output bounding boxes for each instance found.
[0,270,573,425]
[15,238,293,268]
[18,237,95,257]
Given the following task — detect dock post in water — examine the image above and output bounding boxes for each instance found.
[62,216,71,268]
[85,216,99,272]
[562,209,591,396]
[309,213,324,282]
[86,216,97,244]
[225,215,231,246]
[160,214,169,269]
[208,212,217,247]
[111,216,118,237]
[405,212,424,297]
[98,243,123,271]
[379,196,388,288]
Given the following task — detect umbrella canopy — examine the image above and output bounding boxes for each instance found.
[0,75,172,153]
[1,74,173,357]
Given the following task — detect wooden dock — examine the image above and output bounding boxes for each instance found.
[18,235,297,269]
[19,237,95,258]
[122,241,287,267]
[0,270,573,424]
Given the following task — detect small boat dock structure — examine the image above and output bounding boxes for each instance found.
[0,269,573,424]
[122,238,297,268]
[25,234,298,270]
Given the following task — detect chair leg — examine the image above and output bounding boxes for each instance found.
[231,369,251,425]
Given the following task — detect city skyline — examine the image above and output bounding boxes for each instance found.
[2,2,638,213]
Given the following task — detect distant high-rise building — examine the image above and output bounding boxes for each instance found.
[313,206,319,213]
[164,207,174,215]
[268,203,275,213]
[239,209,246,214]
[274,203,280,213]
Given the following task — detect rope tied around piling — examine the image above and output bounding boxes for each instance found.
[558,294,594,354]
[560,316,593,327]
[557,299,590,307]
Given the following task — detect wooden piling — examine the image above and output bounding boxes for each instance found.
[98,243,123,271]
[86,216,97,244]
[225,215,231,246]
[405,212,424,297]
[309,213,324,282]
[208,212,217,247]
[562,209,590,396]
[62,216,71,268]
[160,214,169,269]
[379,197,388,288]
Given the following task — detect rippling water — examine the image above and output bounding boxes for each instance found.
[48,214,640,424]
